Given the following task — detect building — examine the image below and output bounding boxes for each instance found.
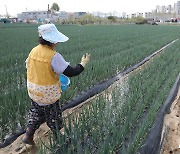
[17,10,86,23]
[175,1,180,18]
[122,12,127,18]
[156,5,167,13]
[145,12,153,19]
[131,13,137,18]
[74,12,86,19]
[161,5,166,13]
[167,5,172,13]
[137,12,143,17]
[156,5,161,13]
[17,11,49,22]
[57,11,69,20]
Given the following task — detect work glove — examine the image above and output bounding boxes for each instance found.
[80,53,90,67]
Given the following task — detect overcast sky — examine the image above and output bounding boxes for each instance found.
[0,0,177,17]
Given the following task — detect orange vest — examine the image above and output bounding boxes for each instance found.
[27,44,62,104]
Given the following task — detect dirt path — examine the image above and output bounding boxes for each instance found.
[161,89,180,154]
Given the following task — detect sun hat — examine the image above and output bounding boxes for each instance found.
[38,24,69,44]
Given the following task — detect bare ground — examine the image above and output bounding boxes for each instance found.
[161,89,180,154]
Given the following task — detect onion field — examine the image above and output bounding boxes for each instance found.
[0,24,180,152]
[41,40,180,153]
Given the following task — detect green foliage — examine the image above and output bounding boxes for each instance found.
[107,16,117,23]
[50,3,60,11]
[40,39,180,153]
[79,14,99,24]
[0,24,180,140]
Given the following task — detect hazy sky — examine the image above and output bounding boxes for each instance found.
[0,0,177,17]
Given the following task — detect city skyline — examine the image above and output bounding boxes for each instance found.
[0,0,177,17]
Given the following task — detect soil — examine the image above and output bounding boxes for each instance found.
[161,89,180,154]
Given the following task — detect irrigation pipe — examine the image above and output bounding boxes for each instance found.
[138,73,180,154]
[0,39,178,149]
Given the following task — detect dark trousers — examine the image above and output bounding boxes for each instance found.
[27,99,63,134]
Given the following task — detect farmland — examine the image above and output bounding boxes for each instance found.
[38,38,180,153]
[0,24,180,152]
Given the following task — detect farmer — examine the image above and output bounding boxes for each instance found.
[23,24,90,145]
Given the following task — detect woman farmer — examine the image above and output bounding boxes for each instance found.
[23,24,90,145]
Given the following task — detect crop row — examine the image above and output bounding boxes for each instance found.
[39,39,180,153]
[0,24,180,139]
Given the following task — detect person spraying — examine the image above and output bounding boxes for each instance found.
[23,24,90,145]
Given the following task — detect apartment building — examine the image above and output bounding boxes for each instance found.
[175,1,180,17]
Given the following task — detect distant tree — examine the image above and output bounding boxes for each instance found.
[79,14,97,24]
[50,3,60,11]
[135,16,145,22]
[107,16,117,23]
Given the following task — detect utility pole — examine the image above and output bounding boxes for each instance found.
[47,4,51,18]
[5,5,9,18]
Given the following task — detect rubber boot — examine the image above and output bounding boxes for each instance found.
[22,128,35,145]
